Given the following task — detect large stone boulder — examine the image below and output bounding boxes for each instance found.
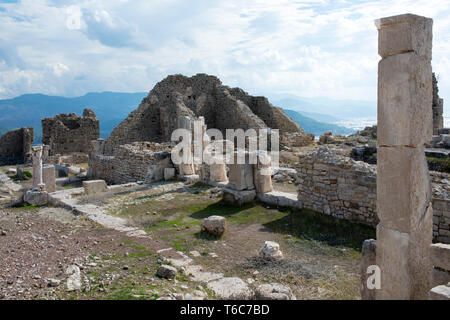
[259,241,283,261]
[23,189,48,206]
[201,215,227,237]
[255,283,296,300]
[157,265,177,280]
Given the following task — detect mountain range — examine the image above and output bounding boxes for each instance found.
[0,92,361,143]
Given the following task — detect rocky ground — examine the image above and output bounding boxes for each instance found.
[0,172,374,300]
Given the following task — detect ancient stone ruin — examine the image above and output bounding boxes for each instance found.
[103,74,314,155]
[0,127,33,165]
[42,109,99,156]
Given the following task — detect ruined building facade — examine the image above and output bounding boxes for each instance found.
[104,74,314,155]
[0,127,34,165]
[42,109,99,155]
[432,73,444,135]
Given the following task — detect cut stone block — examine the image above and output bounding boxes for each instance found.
[228,163,254,191]
[376,223,411,300]
[377,52,432,147]
[376,220,432,300]
[254,166,273,194]
[42,165,56,193]
[83,180,107,195]
[222,188,255,206]
[361,239,377,300]
[164,168,175,181]
[430,243,450,271]
[375,14,432,60]
[431,268,450,288]
[377,146,432,233]
[428,285,450,300]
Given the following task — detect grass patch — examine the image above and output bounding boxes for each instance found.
[264,208,375,251]
[427,156,450,173]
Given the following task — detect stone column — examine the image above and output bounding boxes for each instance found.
[32,146,45,191]
[42,165,56,193]
[228,151,254,191]
[375,14,433,300]
[253,150,273,194]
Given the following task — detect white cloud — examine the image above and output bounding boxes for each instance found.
[0,0,448,116]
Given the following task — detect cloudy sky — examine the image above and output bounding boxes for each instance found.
[0,0,449,108]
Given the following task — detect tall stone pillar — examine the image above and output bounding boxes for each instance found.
[31,146,45,191]
[375,14,433,299]
[42,145,50,164]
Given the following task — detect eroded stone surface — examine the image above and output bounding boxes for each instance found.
[207,277,254,300]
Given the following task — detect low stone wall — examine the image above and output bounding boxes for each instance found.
[294,147,450,243]
[295,147,377,226]
[88,142,173,185]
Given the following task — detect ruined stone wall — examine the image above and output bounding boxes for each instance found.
[42,109,99,155]
[295,147,377,226]
[294,147,450,243]
[0,127,33,165]
[104,74,313,155]
[88,142,173,184]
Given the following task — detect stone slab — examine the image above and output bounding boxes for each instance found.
[82,180,107,195]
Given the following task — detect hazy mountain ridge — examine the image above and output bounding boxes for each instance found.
[0,92,358,143]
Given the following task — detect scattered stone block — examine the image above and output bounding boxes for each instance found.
[428,285,450,300]
[66,265,81,291]
[206,277,254,300]
[201,215,227,237]
[157,265,177,280]
[222,188,256,206]
[431,268,450,288]
[82,180,107,195]
[259,241,283,261]
[7,168,17,175]
[23,189,48,206]
[255,283,296,300]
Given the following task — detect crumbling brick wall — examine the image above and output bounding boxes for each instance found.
[294,147,450,243]
[42,108,99,156]
[0,127,33,165]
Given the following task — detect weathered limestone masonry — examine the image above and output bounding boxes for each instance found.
[31,146,45,191]
[0,127,33,165]
[428,243,450,299]
[88,141,174,185]
[432,73,444,135]
[376,14,433,300]
[294,147,449,244]
[104,74,313,155]
[42,109,99,155]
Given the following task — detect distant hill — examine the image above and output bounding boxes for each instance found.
[0,91,356,143]
[270,95,377,119]
[0,92,147,143]
[284,109,355,136]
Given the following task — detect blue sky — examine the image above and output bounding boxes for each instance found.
[0,0,449,112]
